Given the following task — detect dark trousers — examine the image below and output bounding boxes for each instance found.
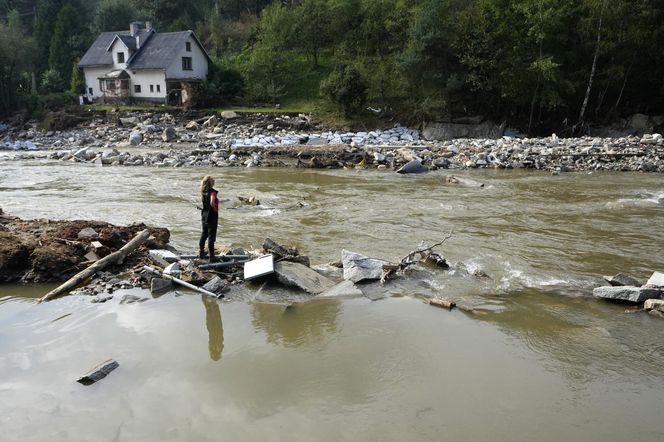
[199,220,218,251]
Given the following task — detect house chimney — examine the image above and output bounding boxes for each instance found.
[145,21,153,32]
[130,21,140,36]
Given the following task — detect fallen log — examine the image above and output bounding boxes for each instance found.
[39,229,150,303]
[429,297,456,310]
[142,266,221,298]
[76,358,119,385]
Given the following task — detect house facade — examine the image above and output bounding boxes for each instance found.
[78,22,211,105]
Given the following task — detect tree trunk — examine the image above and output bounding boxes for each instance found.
[612,63,632,113]
[578,0,606,125]
[38,229,150,303]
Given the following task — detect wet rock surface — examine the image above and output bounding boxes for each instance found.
[1,110,662,172]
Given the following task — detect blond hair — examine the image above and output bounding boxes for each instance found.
[200,175,215,192]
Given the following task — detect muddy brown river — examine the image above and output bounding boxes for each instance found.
[1,157,663,441]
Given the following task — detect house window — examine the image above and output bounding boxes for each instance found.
[157,84,161,92]
[88,87,93,95]
[182,57,192,71]
[186,42,191,52]
[134,85,141,93]
[117,52,125,63]
[150,85,154,93]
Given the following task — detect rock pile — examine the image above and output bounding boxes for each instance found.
[2,110,663,172]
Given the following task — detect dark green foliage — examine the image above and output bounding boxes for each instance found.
[0,0,661,128]
[320,63,368,116]
[48,2,89,87]
[40,68,65,92]
[95,0,138,32]
[0,9,35,115]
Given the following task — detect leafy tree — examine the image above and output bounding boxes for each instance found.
[95,0,139,32]
[40,68,65,92]
[48,2,89,87]
[320,62,368,116]
[0,8,35,114]
[34,0,66,75]
[293,0,331,67]
[69,58,84,93]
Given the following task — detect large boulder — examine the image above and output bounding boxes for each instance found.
[645,271,664,288]
[397,159,428,174]
[274,261,335,294]
[129,131,143,145]
[593,286,663,303]
[603,273,642,287]
[162,126,177,142]
[342,250,386,283]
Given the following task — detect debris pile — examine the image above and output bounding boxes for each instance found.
[1,110,662,172]
[0,209,169,283]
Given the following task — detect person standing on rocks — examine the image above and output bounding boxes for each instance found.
[199,175,219,262]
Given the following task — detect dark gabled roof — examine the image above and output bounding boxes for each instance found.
[128,31,212,69]
[79,29,211,70]
[79,31,129,67]
[117,35,137,51]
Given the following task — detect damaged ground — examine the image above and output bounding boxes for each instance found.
[2,109,664,173]
[0,208,169,283]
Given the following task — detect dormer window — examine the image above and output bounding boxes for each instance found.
[117,52,125,63]
[186,42,191,52]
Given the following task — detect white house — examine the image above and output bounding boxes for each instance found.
[78,21,211,105]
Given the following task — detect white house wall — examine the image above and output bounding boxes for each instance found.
[83,67,109,99]
[165,35,208,80]
[128,70,167,100]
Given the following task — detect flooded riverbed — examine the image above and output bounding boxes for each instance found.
[1,158,663,441]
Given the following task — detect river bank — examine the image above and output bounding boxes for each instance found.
[2,161,664,441]
[1,110,663,172]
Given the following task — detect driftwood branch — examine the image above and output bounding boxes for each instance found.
[38,229,150,303]
[381,232,453,283]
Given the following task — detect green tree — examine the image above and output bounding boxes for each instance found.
[0,8,35,114]
[69,58,84,93]
[34,0,66,75]
[95,0,138,32]
[293,0,331,67]
[48,2,88,88]
[320,62,368,116]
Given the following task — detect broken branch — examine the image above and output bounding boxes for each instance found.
[38,229,150,303]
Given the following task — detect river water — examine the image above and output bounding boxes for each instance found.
[1,156,663,441]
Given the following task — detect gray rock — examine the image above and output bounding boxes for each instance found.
[593,286,663,303]
[274,261,336,294]
[119,294,150,304]
[73,147,89,159]
[318,280,364,298]
[645,271,664,288]
[603,273,643,287]
[221,111,239,119]
[644,299,664,311]
[397,159,428,174]
[162,126,176,142]
[150,277,173,296]
[77,227,98,239]
[423,121,504,140]
[202,276,228,295]
[129,131,142,145]
[342,250,386,283]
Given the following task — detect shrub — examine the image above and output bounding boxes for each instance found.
[320,63,368,117]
